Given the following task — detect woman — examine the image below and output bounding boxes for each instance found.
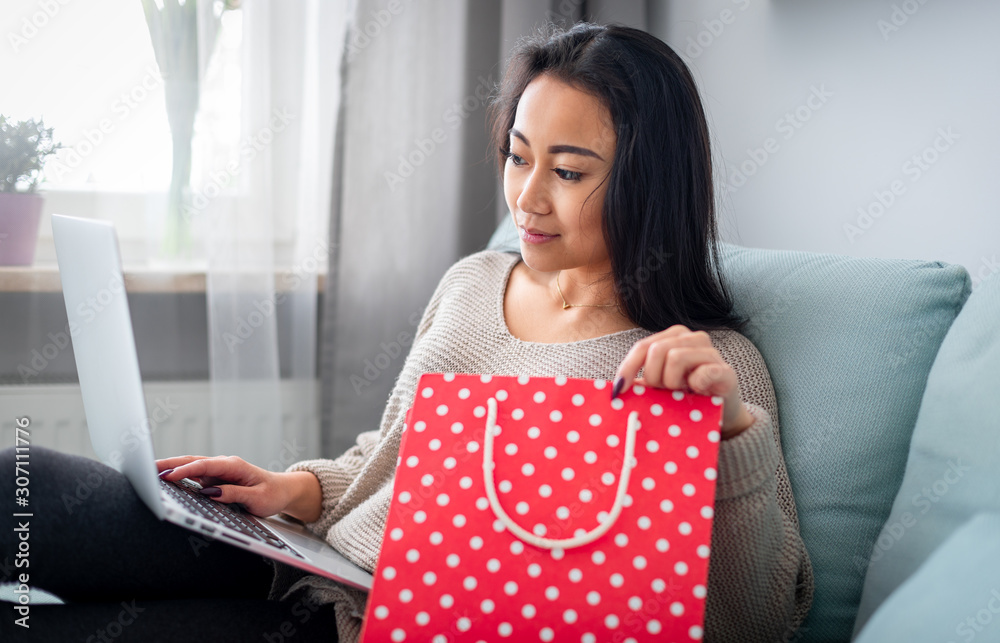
[1,23,811,643]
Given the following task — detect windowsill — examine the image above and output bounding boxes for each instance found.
[8,186,320,293]
[0,264,326,294]
[4,189,327,294]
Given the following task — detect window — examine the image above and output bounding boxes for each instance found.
[7,1,172,193]
[3,0,305,270]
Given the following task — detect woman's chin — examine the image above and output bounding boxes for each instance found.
[517,246,557,274]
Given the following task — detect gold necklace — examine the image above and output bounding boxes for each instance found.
[555,271,617,310]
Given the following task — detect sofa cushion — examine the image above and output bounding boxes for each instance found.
[853,512,1000,643]
[719,244,968,641]
[853,268,1000,634]
[487,216,970,641]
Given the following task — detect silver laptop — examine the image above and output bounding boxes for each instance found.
[51,213,373,592]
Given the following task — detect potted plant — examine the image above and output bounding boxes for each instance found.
[0,115,61,265]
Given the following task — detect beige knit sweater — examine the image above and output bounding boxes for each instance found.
[269,250,813,642]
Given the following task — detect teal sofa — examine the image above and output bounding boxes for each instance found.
[489,217,1000,642]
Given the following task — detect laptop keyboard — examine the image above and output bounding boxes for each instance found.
[160,478,303,558]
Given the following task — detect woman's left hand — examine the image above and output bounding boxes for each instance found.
[612,324,755,439]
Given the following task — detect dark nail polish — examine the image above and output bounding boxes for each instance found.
[158,468,174,478]
[611,376,624,400]
[199,486,222,498]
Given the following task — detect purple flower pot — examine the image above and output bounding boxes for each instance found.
[0,193,44,266]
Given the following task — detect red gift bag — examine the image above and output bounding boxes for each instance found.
[360,373,723,642]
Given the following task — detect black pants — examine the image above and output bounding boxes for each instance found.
[0,446,339,642]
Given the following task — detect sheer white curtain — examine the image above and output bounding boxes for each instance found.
[191,0,350,468]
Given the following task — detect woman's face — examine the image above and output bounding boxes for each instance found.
[504,74,617,275]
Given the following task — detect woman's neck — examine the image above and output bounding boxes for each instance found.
[554,265,617,309]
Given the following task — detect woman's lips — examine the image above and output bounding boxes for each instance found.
[519,227,559,245]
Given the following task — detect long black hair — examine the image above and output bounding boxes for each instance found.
[488,22,746,333]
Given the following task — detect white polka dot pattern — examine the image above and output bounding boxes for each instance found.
[362,373,721,642]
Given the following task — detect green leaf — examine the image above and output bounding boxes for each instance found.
[0,115,62,193]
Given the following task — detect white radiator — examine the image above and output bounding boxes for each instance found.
[0,380,321,467]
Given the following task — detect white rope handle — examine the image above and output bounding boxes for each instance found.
[482,396,640,550]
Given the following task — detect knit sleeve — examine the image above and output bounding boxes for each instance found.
[283,431,382,536]
[703,330,814,642]
[282,257,457,536]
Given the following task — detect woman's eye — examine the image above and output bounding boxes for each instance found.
[553,168,582,181]
[507,153,526,166]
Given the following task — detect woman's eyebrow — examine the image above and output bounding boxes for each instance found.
[509,128,605,161]
[548,144,604,161]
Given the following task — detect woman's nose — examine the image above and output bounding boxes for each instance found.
[516,168,551,216]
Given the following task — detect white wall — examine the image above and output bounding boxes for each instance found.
[652,0,1000,287]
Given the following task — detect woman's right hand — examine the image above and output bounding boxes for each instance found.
[156,455,322,522]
